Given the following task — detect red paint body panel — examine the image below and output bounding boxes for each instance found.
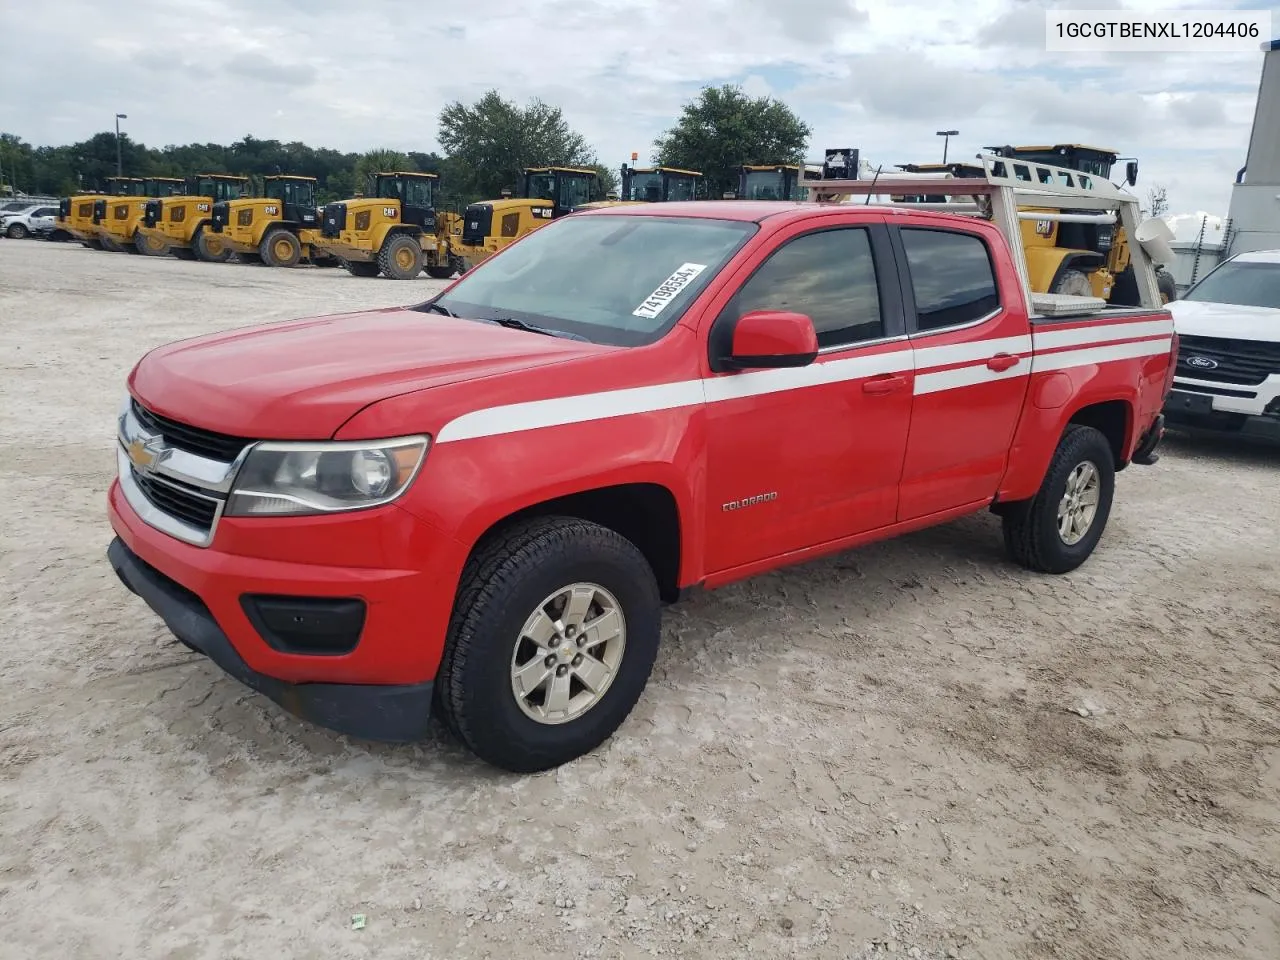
[111,200,1176,691]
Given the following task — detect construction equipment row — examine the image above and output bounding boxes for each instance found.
[50,142,1176,303]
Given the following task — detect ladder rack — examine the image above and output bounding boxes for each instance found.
[799,152,1164,314]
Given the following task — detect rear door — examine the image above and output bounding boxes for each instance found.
[701,216,914,573]
[894,222,1034,521]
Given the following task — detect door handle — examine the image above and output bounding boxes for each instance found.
[862,374,907,395]
[987,353,1021,372]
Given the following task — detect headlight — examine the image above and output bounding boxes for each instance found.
[225,436,429,517]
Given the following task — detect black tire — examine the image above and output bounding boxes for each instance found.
[260,227,302,267]
[425,264,455,279]
[237,252,262,264]
[83,238,103,250]
[377,233,423,280]
[1001,425,1116,574]
[1051,268,1093,297]
[6,223,29,239]
[346,259,380,277]
[436,516,662,772]
[99,235,124,253]
[193,226,232,263]
[1156,269,1177,304]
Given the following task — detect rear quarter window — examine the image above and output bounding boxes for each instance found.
[900,228,1000,332]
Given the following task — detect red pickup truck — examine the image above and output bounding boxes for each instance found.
[107,198,1176,771]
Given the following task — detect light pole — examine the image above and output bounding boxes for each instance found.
[936,129,959,164]
[114,113,128,176]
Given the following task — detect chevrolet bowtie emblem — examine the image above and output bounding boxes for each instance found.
[126,434,168,473]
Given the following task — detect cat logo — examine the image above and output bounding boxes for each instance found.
[1035,220,1053,237]
[264,204,279,216]
[383,207,398,218]
[533,207,553,219]
[197,203,211,212]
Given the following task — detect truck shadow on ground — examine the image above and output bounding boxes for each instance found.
[1161,429,1280,467]
[151,510,1024,781]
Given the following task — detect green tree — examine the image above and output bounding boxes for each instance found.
[437,89,598,201]
[352,149,414,195]
[653,84,812,199]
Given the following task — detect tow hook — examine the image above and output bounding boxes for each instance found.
[1132,414,1165,466]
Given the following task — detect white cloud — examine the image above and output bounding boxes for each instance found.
[0,0,1273,216]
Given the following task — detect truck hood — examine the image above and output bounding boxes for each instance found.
[129,307,612,440]
[1169,298,1280,343]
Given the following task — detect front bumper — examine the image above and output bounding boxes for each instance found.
[1164,373,1280,442]
[108,537,436,742]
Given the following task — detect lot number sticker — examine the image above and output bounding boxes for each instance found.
[633,263,707,320]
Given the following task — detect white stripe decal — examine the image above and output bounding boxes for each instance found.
[1031,338,1172,373]
[702,349,913,403]
[914,361,1028,396]
[913,335,1032,371]
[435,331,1172,443]
[1032,319,1173,351]
[436,380,706,442]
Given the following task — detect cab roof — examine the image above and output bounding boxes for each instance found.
[998,144,1119,156]
[630,166,703,177]
[195,173,250,181]
[1232,249,1280,264]
[265,174,318,182]
[525,166,597,175]
[741,164,802,172]
[375,171,439,179]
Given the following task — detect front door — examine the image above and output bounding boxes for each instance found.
[702,219,914,574]
[894,223,1034,521]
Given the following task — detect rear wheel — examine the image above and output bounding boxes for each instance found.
[1051,268,1093,297]
[377,233,423,280]
[99,235,124,252]
[346,260,380,277]
[134,230,169,256]
[260,227,302,268]
[1001,425,1116,574]
[6,223,29,239]
[193,226,232,263]
[436,517,662,772]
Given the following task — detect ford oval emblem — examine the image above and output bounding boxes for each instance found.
[1187,356,1219,369]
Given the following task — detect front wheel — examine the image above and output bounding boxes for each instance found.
[1051,268,1093,297]
[134,230,169,256]
[6,223,29,239]
[436,517,662,772]
[1001,425,1116,574]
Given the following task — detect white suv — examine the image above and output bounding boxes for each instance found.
[1,204,59,239]
[1165,249,1280,442]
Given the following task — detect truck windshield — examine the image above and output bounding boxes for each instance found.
[666,176,698,202]
[741,170,800,201]
[1183,260,1280,311]
[424,214,756,346]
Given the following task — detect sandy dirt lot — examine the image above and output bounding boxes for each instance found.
[1,238,1277,960]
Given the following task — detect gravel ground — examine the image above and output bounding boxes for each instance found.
[1,238,1278,960]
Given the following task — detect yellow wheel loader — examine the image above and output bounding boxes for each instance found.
[452,166,598,269]
[315,172,456,280]
[98,178,187,254]
[135,174,249,261]
[578,164,705,210]
[733,164,807,201]
[209,175,335,267]
[984,145,1176,304]
[56,177,143,248]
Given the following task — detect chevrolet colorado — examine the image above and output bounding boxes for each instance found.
[106,170,1176,772]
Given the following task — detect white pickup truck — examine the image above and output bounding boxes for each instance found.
[1165,249,1280,442]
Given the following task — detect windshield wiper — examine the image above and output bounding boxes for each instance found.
[487,317,589,341]
[422,301,456,317]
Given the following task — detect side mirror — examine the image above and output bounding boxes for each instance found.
[721,310,819,370]
[1126,160,1138,186]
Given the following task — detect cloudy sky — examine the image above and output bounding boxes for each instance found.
[2,0,1275,216]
